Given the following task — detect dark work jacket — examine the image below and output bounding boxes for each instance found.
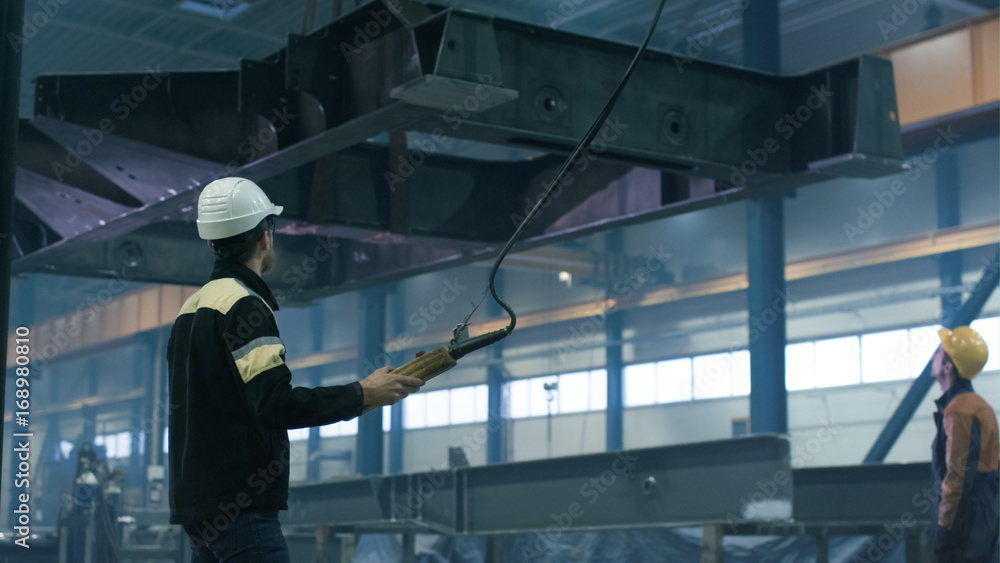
[931,378,999,562]
[167,261,364,527]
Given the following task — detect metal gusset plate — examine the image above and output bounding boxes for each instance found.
[30,116,222,205]
[14,167,132,239]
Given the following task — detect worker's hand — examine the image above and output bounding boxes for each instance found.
[359,366,424,410]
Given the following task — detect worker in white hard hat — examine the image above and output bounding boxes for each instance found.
[167,177,425,562]
[928,326,998,563]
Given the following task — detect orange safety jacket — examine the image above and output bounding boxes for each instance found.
[931,377,999,562]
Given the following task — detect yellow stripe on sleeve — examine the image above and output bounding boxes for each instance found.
[233,343,286,383]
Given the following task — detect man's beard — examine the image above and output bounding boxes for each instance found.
[261,249,275,273]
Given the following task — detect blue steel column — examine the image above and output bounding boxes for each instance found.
[388,282,405,474]
[865,250,999,463]
[356,286,387,476]
[486,271,507,465]
[605,230,624,451]
[744,0,787,435]
[747,196,788,434]
[605,312,624,451]
[936,152,962,323]
[306,307,324,482]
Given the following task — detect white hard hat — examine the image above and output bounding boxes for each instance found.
[196,177,283,240]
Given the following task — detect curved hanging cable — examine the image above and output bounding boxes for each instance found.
[484,0,671,336]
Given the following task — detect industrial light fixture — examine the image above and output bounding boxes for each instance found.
[558,271,572,287]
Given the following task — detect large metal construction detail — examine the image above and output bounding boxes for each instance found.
[282,435,794,533]
[13,0,905,301]
[280,436,937,562]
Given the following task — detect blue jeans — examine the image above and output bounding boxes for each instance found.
[184,510,290,563]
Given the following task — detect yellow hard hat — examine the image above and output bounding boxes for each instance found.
[937,326,989,380]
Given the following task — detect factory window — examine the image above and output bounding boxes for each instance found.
[509,371,606,418]
[618,316,998,403]
[693,353,732,399]
[403,384,490,429]
[450,385,485,424]
[94,431,132,459]
[861,329,911,382]
[319,417,358,438]
[426,390,451,427]
[558,371,590,413]
[624,364,656,406]
[589,370,607,410]
[814,336,861,388]
[732,350,751,396]
[971,317,1000,372]
[625,354,749,407]
[908,325,941,377]
[785,342,816,390]
[656,358,692,403]
[404,393,428,428]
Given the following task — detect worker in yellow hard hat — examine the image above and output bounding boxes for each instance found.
[928,325,998,563]
[169,178,424,561]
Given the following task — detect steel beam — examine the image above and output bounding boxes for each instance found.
[793,463,933,526]
[282,435,792,534]
[864,250,1000,464]
[13,1,906,299]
